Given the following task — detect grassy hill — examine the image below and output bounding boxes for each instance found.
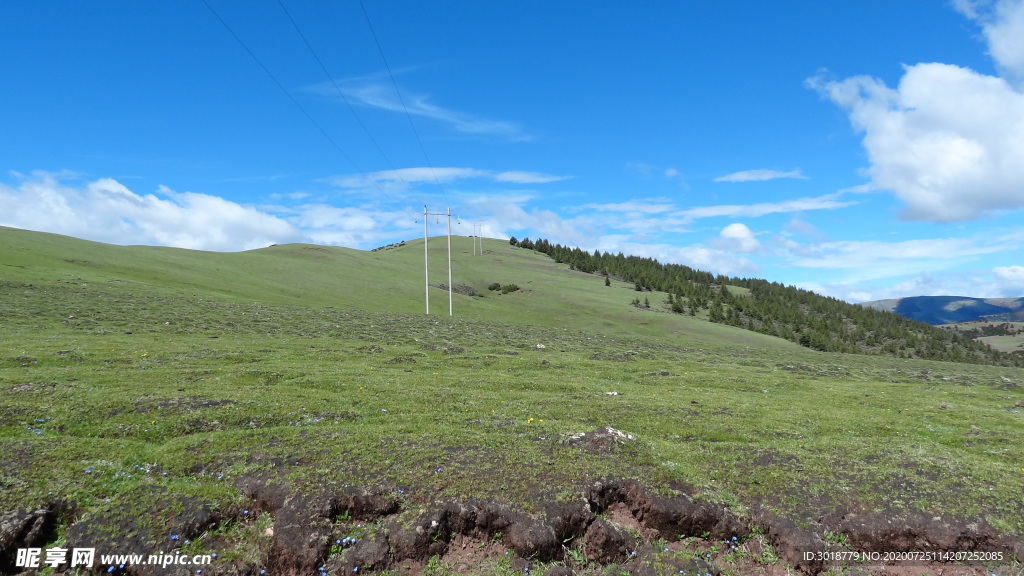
[0,226,790,350]
[2,226,1023,575]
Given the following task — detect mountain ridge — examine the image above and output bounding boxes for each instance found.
[861,295,1024,325]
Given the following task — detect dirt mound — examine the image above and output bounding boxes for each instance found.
[563,427,636,453]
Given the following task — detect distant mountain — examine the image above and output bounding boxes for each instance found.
[860,296,1024,325]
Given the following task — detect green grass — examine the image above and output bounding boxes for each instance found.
[2,226,1024,573]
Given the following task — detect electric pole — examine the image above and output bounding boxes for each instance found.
[422,205,455,316]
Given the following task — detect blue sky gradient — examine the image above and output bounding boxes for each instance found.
[3,1,1024,301]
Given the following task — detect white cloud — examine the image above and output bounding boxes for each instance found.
[625,162,684,182]
[619,242,759,277]
[582,200,675,214]
[0,171,427,252]
[803,267,1022,303]
[329,82,529,141]
[711,223,761,254]
[783,216,828,242]
[783,236,1014,272]
[955,0,1024,84]
[811,2,1024,221]
[993,265,1024,292]
[493,171,571,184]
[675,193,854,220]
[327,167,570,190]
[0,172,304,251]
[713,169,808,183]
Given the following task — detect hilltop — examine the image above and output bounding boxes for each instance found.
[1,226,1023,575]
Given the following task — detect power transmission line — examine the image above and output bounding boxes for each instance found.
[358,0,449,203]
[273,0,412,191]
[199,0,394,199]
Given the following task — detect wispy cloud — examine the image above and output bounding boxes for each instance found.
[493,171,571,184]
[800,267,1024,303]
[322,81,530,141]
[714,169,808,183]
[784,237,1012,270]
[325,167,570,190]
[582,200,675,214]
[772,231,1024,297]
[675,193,853,220]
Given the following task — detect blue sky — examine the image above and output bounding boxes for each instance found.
[3,1,1024,302]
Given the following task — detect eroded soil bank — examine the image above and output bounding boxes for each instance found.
[2,477,1021,576]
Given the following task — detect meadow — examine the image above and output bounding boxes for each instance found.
[1,226,1022,575]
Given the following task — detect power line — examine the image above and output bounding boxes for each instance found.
[199,0,393,199]
[358,0,449,203]
[273,0,411,191]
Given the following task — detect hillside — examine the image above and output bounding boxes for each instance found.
[4,225,1018,366]
[0,226,800,351]
[861,295,1024,325]
[2,226,1024,575]
[509,236,1023,366]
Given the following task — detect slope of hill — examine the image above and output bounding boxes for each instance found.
[0,225,787,351]
[509,236,1023,365]
[861,295,1024,325]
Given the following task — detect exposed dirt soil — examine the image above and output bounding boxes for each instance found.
[3,476,1020,576]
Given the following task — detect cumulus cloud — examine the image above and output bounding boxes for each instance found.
[993,265,1024,292]
[955,0,1024,84]
[711,223,761,254]
[0,171,426,252]
[0,172,304,251]
[713,169,808,183]
[811,2,1024,221]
